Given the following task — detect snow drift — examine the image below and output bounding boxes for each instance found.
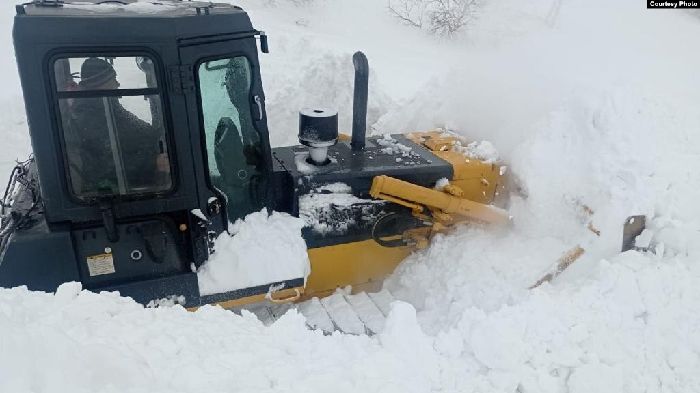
[0,283,439,393]
[197,209,310,296]
[2,249,700,393]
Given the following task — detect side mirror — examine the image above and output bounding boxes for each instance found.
[259,32,269,54]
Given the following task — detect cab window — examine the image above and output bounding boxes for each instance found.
[197,56,264,222]
[53,56,173,200]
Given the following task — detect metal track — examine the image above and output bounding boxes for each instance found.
[242,288,397,335]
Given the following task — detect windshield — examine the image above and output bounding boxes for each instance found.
[197,56,264,222]
[53,56,173,200]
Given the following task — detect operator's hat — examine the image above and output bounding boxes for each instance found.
[79,57,117,89]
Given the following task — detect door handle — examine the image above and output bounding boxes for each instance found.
[254,95,263,121]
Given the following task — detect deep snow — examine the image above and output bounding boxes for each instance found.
[2,0,700,392]
[196,210,310,296]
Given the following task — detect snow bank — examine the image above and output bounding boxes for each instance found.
[379,4,700,391]
[3,249,700,392]
[236,0,454,146]
[261,49,394,147]
[374,0,700,156]
[384,230,700,392]
[508,89,700,261]
[196,210,310,295]
[0,283,442,393]
[374,0,700,267]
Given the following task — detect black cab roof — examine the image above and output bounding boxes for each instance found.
[15,1,254,45]
[19,0,244,18]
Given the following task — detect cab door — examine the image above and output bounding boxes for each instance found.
[178,36,272,227]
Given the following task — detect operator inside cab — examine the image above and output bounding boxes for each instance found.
[198,56,266,221]
[55,56,173,201]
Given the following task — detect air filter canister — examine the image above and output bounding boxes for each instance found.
[299,108,339,166]
[298,108,339,148]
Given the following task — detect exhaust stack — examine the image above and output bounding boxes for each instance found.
[351,51,369,151]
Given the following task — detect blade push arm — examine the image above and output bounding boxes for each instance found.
[369,175,511,226]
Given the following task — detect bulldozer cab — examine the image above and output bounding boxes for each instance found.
[14,0,272,226]
[3,0,282,304]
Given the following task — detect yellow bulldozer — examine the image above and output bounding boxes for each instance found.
[0,0,512,334]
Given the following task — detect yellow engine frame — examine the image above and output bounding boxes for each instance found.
[407,131,505,205]
[301,130,508,301]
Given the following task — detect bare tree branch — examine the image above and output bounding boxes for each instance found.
[387,0,481,37]
[388,0,424,28]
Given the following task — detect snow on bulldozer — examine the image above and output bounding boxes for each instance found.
[0,0,511,334]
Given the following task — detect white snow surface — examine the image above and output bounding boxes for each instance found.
[0,283,438,393]
[434,177,450,190]
[196,210,310,295]
[64,1,180,14]
[455,140,499,163]
[2,0,700,392]
[298,183,381,235]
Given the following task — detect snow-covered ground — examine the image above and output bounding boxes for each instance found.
[2,0,700,392]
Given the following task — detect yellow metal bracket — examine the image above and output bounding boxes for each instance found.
[370,175,511,226]
[268,288,303,304]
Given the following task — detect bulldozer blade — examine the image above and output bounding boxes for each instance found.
[622,215,647,252]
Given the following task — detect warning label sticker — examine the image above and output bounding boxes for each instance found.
[86,253,115,277]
